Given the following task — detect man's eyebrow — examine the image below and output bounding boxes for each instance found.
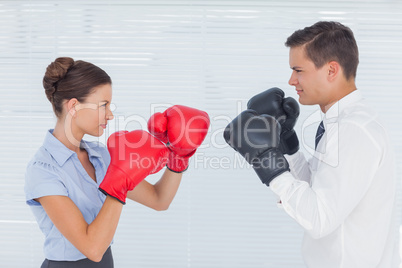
[290,66,301,70]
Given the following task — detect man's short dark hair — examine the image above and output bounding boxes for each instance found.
[285,21,359,81]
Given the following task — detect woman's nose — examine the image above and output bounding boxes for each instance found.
[107,109,114,121]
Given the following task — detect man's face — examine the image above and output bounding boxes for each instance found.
[288,46,329,107]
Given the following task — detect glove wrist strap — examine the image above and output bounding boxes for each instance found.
[167,150,196,173]
[252,149,290,186]
[99,165,129,205]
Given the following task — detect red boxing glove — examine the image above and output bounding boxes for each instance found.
[148,105,210,173]
[99,130,169,204]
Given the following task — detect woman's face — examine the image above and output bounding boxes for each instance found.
[74,83,114,137]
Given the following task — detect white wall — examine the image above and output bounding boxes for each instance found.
[1,1,401,267]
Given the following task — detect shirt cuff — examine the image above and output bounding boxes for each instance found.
[26,182,68,206]
[269,171,295,198]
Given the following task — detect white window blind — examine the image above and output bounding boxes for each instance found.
[1,1,401,267]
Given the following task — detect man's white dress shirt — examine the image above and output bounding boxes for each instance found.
[270,90,399,268]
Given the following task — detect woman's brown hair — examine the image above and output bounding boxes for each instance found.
[43,57,112,117]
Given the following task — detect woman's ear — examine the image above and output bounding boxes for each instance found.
[66,98,79,117]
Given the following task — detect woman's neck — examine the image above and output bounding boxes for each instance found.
[52,119,84,153]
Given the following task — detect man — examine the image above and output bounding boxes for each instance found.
[224,21,398,267]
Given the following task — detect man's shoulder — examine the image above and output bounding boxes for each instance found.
[339,101,390,147]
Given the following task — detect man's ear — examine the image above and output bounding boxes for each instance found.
[66,98,79,117]
[327,61,340,82]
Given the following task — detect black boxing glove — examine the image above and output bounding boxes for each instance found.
[247,87,300,155]
[224,109,289,186]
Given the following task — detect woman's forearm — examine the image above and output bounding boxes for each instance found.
[85,196,123,261]
[126,169,182,210]
[153,169,183,210]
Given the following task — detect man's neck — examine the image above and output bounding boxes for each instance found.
[320,80,357,113]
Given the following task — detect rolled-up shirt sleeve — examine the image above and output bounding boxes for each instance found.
[25,161,68,206]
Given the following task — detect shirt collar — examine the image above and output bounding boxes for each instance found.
[43,129,102,166]
[43,129,75,166]
[80,139,102,159]
[323,90,363,123]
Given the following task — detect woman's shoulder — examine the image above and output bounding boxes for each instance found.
[25,145,65,190]
[26,145,59,172]
[25,146,69,204]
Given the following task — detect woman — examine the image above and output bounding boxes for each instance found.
[24,57,209,267]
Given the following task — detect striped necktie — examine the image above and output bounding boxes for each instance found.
[315,121,325,150]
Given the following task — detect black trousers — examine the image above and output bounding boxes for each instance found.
[41,247,113,268]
